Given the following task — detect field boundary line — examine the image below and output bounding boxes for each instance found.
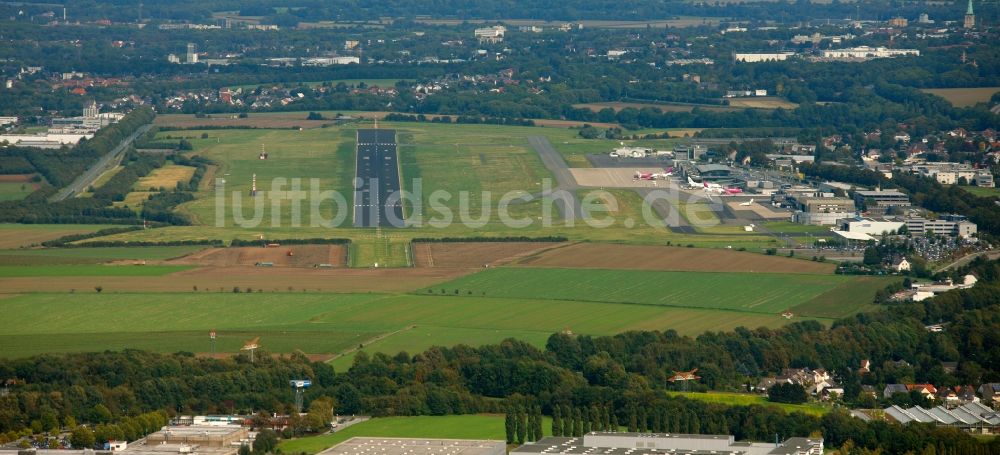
[407,291,838,319]
[327,324,417,363]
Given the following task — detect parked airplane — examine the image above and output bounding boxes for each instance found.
[687,176,720,189]
[634,171,655,180]
[739,198,754,206]
[654,167,674,179]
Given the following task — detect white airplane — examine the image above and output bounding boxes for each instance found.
[688,176,724,191]
[739,198,754,206]
[653,167,674,179]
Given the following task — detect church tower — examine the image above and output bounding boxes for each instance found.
[964,0,975,29]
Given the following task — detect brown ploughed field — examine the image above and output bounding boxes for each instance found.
[412,242,562,268]
[170,245,347,267]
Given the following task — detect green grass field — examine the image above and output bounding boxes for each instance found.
[166,128,357,227]
[0,264,193,277]
[277,415,521,455]
[0,246,205,265]
[0,182,35,201]
[664,391,828,416]
[0,291,824,360]
[426,267,849,314]
[789,276,898,319]
[0,224,124,249]
[65,120,780,254]
[760,221,835,235]
[962,186,1000,198]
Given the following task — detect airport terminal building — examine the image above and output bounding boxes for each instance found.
[512,433,822,455]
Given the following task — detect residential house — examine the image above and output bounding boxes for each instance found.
[980,384,1000,403]
[891,257,911,273]
[907,384,939,401]
[884,384,909,398]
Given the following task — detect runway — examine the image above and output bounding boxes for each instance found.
[353,129,404,228]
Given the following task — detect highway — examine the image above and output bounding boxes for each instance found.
[353,129,404,228]
[50,124,152,202]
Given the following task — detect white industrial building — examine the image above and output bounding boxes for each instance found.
[0,132,93,148]
[475,26,506,44]
[302,56,360,66]
[837,217,906,236]
[513,433,822,455]
[820,46,919,59]
[732,52,794,63]
[885,402,999,434]
[905,215,978,238]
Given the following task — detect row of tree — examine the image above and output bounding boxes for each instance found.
[504,406,543,444]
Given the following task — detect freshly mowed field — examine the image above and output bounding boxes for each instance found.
[277,415,519,455]
[664,392,828,416]
[921,87,1000,107]
[789,276,899,319]
[427,267,849,314]
[516,243,836,274]
[726,97,798,109]
[0,224,124,249]
[0,181,36,201]
[0,246,205,265]
[0,266,472,294]
[0,264,193,277]
[0,291,814,359]
[135,165,196,191]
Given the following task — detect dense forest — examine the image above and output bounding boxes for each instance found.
[2,257,999,453]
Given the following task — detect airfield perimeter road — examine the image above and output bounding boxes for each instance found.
[353,129,404,228]
[50,124,152,202]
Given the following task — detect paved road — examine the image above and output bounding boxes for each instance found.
[50,124,152,202]
[935,250,1000,273]
[353,129,404,228]
[526,135,584,220]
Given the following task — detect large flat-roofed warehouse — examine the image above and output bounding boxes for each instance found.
[512,433,822,455]
[145,426,249,448]
[319,438,506,455]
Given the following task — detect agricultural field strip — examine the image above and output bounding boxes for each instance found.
[428,267,848,315]
[0,291,817,339]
